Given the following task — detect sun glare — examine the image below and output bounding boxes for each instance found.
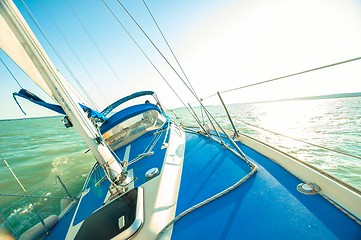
[255,100,324,139]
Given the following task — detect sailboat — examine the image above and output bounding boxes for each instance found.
[1,0,360,239]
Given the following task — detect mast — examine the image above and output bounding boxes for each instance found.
[0,0,123,182]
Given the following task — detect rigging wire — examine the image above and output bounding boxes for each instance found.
[39,2,103,110]
[198,56,361,102]
[63,0,129,96]
[112,0,248,136]
[100,0,175,94]
[103,0,361,165]
[239,120,361,161]
[141,0,198,98]
[1,49,50,91]
[220,56,361,98]
[141,0,206,124]
[3,159,49,234]
[19,0,99,140]
[108,0,211,131]
[112,0,201,101]
[0,57,23,88]
[19,0,91,104]
[101,0,208,133]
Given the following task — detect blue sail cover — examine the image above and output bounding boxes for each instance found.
[13,89,65,114]
[13,89,106,121]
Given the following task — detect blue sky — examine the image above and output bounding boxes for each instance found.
[1,0,361,119]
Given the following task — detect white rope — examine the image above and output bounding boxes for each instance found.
[156,129,258,238]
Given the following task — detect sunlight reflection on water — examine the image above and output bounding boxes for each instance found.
[174,97,361,190]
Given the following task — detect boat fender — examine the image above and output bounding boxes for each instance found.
[19,215,59,240]
[60,198,73,212]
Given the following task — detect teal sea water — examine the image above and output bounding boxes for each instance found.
[0,96,360,237]
[0,117,94,237]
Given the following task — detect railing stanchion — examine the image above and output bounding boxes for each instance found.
[217,92,239,137]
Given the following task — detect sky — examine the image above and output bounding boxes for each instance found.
[1,0,361,119]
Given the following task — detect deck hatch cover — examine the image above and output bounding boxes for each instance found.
[75,187,143,239]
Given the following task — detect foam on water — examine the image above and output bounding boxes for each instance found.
[0,117,94,237]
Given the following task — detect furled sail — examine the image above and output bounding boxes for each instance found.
[13,88,107,121]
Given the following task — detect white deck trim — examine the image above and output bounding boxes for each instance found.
[128,124,185,239]
[235,131,361,220]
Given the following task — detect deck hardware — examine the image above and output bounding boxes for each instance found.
[62,116,73,128]
[297,182,321,195]
[138,151,154,158]
[95,176,107,187]
[118,215,126,229]
[145,167,159,178]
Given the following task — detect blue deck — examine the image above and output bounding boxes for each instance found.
[45,128,360,239]
[45,127,169,239]
[113,127,169,188]
[172,131,361,239]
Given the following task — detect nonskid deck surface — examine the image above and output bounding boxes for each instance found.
[44,128,169,239]
[172,131,361,239]
[44,129,361,239]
